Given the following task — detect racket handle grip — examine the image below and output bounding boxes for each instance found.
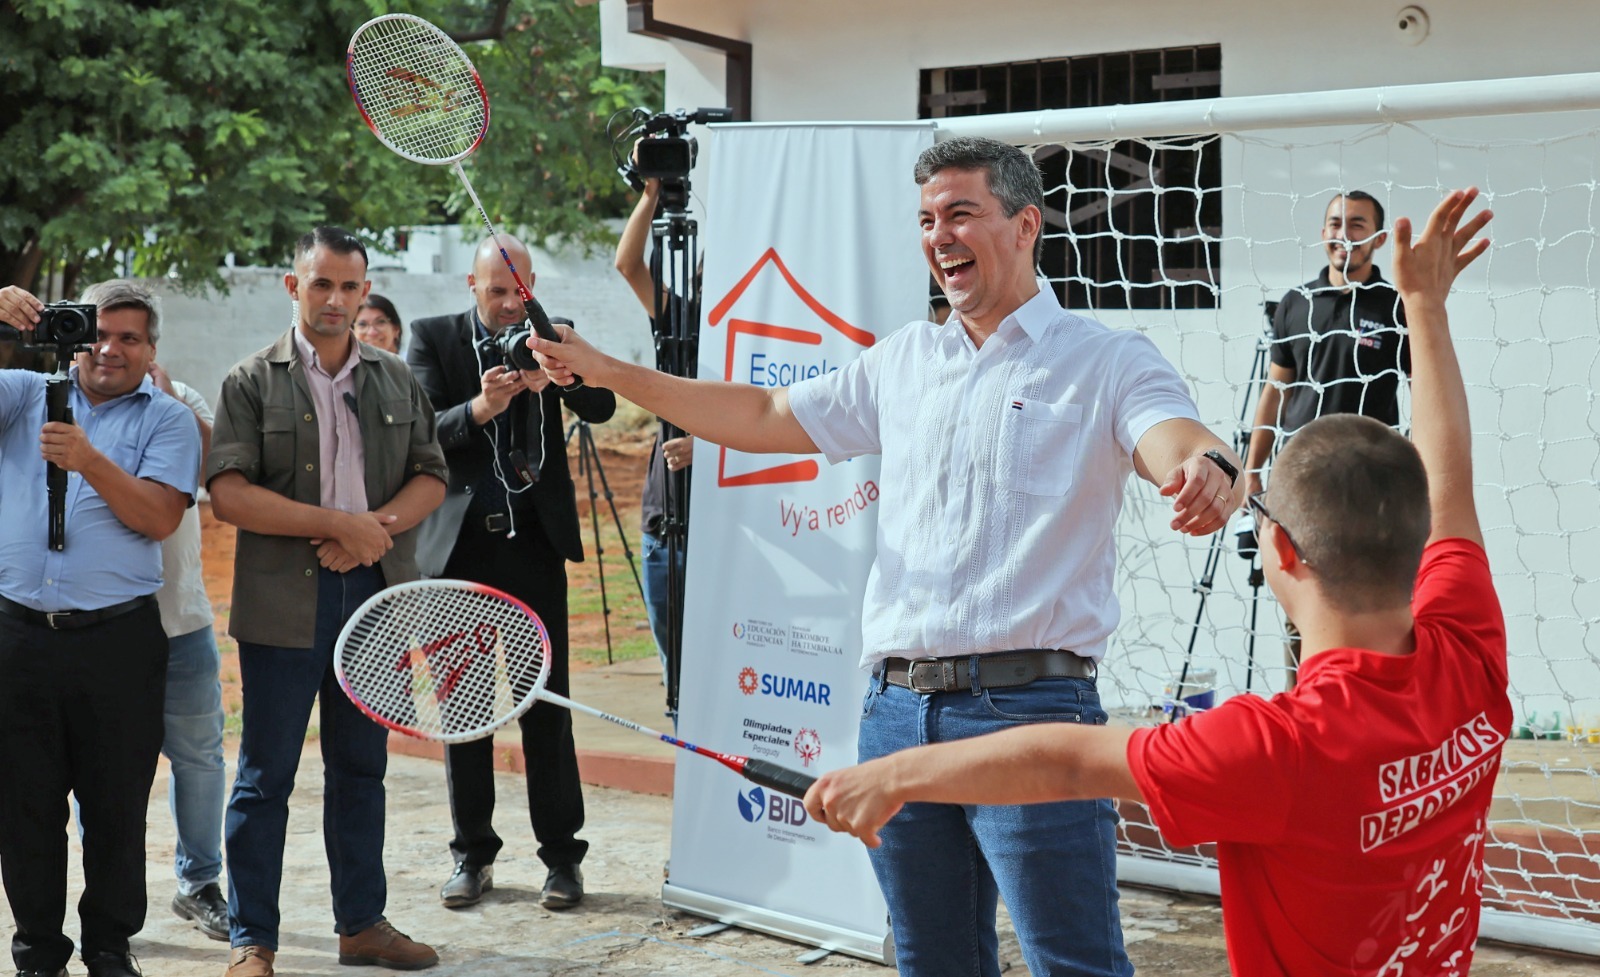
[744,759,817,800]
[523,297,584,390]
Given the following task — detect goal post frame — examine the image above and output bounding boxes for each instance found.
[932,70,1600,960]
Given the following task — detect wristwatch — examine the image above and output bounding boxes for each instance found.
[1203,448,1239,487]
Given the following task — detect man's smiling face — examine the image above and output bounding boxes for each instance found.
[75,306,155,404]
[919,167,1039,333]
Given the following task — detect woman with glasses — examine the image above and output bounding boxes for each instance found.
[355,294,404,354]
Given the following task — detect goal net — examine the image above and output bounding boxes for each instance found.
[937,73,1600,956]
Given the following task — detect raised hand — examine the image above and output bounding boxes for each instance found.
[1392,188,1493,307]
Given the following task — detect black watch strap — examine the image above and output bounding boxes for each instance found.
[1203,448,1239,487]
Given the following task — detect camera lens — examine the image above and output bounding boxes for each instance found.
[498,327,539,373]
[39,302,97,346]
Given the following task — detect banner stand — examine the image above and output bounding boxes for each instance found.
[661,122,933,965]
[662,884,895,964]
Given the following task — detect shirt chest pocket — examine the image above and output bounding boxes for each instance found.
[261,406,299,475]
[998,400,1084,496]
[376,398,415,458]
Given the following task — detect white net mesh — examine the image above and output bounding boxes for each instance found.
[337,583,547,743]
[1022,115,1600,939]
[347,15,488,164]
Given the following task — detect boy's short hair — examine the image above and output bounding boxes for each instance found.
[1270,414,1430,611]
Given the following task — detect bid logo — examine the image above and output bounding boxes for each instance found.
[706,248,876,487]
[736,785,809,827]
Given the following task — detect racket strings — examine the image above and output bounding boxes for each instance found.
[340,587,548,740]
[349,17,486,163]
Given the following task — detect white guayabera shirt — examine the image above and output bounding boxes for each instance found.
[789,286,1199,669]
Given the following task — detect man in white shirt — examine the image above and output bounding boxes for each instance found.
[147,366,230,942]
[530,136,1243,977]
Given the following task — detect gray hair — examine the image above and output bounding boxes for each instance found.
[79,279,162,345]
[914,136,1045,262]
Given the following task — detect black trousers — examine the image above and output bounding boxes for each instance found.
[442,517,588,871]
[0,602,168,970]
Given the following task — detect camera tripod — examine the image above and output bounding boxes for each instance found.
[565,418,644,665]
[1169,302,1278,719]
[649,201,700,718]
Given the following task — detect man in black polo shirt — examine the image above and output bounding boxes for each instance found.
[1244,190,1409,685]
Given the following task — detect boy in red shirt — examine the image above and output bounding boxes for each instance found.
[804,189,1508,977]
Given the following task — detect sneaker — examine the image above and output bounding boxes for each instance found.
[224,946,274,977]
[539,864,584,910]
[337,920,438,970]
[173,882,230,941]
[439,862,492,909]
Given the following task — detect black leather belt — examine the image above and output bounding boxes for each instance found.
[0,594,155,631]
[882,650,1095,693]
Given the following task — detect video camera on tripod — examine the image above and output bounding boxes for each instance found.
[612,106,733,213]
[0,300,100,552]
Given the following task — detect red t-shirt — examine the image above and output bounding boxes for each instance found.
[1127,539,1509,976]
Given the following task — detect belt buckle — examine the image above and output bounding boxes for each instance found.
[485,513,508,534]
[906,658,953,693]
[46,611,69,630]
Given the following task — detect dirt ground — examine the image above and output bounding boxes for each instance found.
[8,749,1595,977]
[173,425,1600,972]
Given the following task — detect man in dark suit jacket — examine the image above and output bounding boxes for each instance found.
[407,234,615,912]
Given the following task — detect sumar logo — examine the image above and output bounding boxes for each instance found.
[794,728,822,767]
[736,667,831,706]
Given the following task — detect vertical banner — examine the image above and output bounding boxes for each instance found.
[662,123,934,962]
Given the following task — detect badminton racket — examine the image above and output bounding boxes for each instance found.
[333,579,818,800]
[346,13,582,385]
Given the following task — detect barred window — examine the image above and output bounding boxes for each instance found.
[920,46,1223,311]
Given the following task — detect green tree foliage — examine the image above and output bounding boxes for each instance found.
[460,0,660,254]
[0,0,658,295]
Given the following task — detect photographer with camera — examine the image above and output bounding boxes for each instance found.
[0,280,200,977]
[609,108,725,719]
[615,147,697,696]
[407,233,614,913]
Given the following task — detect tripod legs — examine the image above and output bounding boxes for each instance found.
[567,421,645,665]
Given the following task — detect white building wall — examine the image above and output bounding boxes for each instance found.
[151,240,650,415]
[602,0,1600,120]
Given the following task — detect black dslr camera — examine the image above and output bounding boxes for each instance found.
[614,107,733,213]
[34,301,98,348]
[0,300,97,366]
[480,316,573,375]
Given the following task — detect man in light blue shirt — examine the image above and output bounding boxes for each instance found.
[0,279,200,977]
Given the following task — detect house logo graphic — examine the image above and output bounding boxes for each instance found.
[706,247,876,487]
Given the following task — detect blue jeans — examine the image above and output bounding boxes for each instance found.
[162,625,226,895]
[225,566,388,949]
[640,531,683,684]
[858,670,1132,977]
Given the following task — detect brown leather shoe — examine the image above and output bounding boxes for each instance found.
[224,946,275,977]
[338,920,438,970]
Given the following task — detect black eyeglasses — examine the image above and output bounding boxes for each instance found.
[1247,489,1312,567]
